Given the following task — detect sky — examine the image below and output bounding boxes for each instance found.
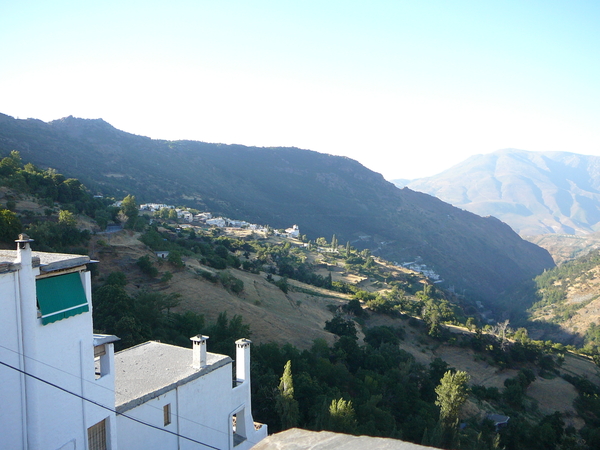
[1,1,600,180]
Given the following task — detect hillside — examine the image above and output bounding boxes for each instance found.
[527,232,600,265]
[0,114,554,304]
[401,149,600,236]
[3,182,599,448]
[524,248,600,347]
[95,228,600,428]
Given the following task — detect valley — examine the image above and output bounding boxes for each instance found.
[2,120,600,449]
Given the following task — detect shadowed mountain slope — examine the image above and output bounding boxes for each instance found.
[403,149,600,236]
[0,114,554,303]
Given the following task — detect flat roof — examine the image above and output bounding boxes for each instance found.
[0,250,90,272]
[252,429,438,450]
[114,341,231,412]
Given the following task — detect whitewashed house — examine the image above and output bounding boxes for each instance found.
[0,235,119,450]
[194,212,213,222]
[206,217,227,228]
[285,225,300,239]
[0,236,267,450]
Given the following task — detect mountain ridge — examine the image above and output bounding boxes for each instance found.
[0,114,554,303]
[402,148,600,236]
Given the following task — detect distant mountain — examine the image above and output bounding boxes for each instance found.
[389,178,411,188]
[402,149,600,236]
[0,114,554,303]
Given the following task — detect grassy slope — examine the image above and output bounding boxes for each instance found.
[93,230,600,429]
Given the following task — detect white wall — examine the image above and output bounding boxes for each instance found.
[178,364,233,450]
[117,392,179,450]
[0,271,27,450]
[1,246,117,450]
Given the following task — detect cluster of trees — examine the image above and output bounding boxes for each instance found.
[0,151,132,250]
[249,331,589,450]
[139,227,243,271]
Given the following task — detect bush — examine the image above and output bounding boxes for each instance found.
[325,315,357,339]
[219,271,244,294]
[197,270,218,283]
[136,255,158,278]
[274,277,289,294]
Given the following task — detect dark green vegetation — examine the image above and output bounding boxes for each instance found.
[251,322,595,450]
[0,113,555,303]
[0,150,122,251]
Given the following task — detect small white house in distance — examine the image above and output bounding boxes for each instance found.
[285,224,300,239]
[0,236,267,450]
[206,217,227,228]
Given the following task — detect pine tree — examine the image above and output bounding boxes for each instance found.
[435,370,470,424]
[275,360,299,430]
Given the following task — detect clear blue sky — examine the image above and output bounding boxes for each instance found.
[1,1,599,179]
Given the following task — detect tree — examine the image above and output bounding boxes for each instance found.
[275,360,300,429]
[0,209,22,243]
[136,255,158,278]
[316,237,327,247]
[328,398,357,434]
[167,251,185,269]
[94,209,110,230]
[120,195,138,223]
[0,150,21,176]
[435,370,470,424]
[325,316,357,339]
[160,271,173,284]
[58,210,77,227]
[105,271,127,287]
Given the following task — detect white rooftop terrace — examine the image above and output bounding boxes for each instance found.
[114,341,231,413]
[0,249,91,272]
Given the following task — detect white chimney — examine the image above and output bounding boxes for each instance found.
[15,233,34,265]
[235,338,252,383]
[190,335,209,369]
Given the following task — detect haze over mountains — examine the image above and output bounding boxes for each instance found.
[0,113,554,303]
[399,149,600,236]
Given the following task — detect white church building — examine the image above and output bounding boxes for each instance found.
[0,236,267,450]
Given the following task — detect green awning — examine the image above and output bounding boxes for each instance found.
[36,272,89,325]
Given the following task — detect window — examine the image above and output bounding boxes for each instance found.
[163,403,171,426]
[94,345,106,379]
[36,272,89,325]
[232,410,247,447]
[88,419,107,450]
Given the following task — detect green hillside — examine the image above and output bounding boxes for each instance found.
[0,113,555,305]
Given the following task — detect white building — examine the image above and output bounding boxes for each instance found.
[206,217,227,228]
[0,236,267,450]
[115,338,266,450]
[0,235,119,450]
[194,212,213,222]
[228,220,249,228]
[285,225,300,239]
